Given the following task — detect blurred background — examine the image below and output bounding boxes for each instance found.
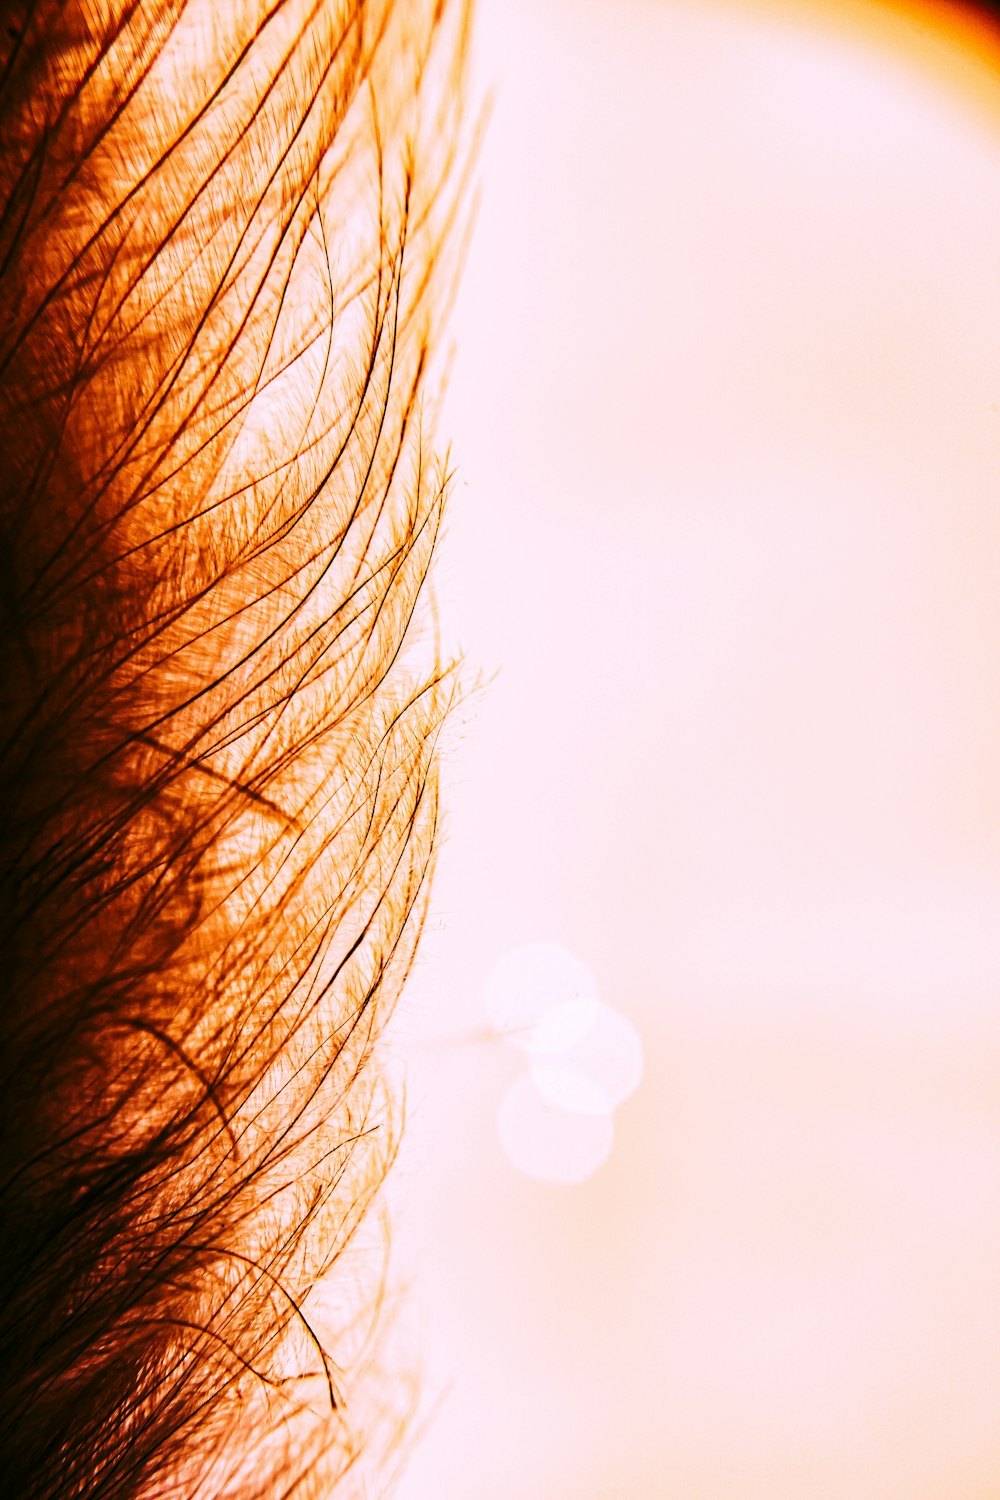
[384,3,1000,1496]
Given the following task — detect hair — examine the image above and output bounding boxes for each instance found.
[0,2,470,1495]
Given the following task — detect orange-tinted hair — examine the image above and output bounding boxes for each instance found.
[0,3,469,1494]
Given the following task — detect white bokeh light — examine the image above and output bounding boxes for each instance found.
[530,1002,644,1113]
[484,941,599,1051]
[486,944,644,1182]
[497,1072,615,1185]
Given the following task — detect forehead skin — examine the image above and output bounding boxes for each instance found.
[390,3,1000,1497]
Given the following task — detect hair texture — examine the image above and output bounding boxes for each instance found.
[0,2,469,1495]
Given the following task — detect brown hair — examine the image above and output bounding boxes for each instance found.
[0,2,469,1494]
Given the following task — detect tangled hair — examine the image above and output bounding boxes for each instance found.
[0,1,469,1494]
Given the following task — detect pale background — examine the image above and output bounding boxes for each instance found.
[385,2,1000,1496]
